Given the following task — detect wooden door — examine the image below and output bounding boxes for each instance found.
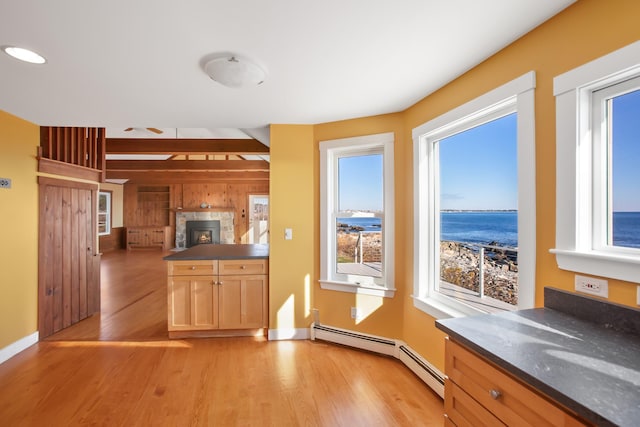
[38,177,101,338]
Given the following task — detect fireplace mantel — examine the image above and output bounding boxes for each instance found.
[171,207,234,213]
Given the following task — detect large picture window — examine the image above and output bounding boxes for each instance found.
[319,133,395,297]
[413,72,536,318]
[552,41,640,283]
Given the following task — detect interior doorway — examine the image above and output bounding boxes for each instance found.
[248,195,269,244]
[38,177,101,339]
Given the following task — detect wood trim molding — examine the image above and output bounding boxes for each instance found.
[106,159,270,172]
[38,157,102,182]
[106,170,269,183]
[106,139,269,155]
[38,175,99,191]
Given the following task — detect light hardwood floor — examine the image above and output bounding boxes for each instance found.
[0,250,444,426]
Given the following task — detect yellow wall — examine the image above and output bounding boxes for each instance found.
[269,125,317,331]
[277,0,640,371]
[0,110,39,349]
[313,114,408,338]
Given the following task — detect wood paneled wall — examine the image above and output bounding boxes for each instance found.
[124,182,269,246]
[98,227,125,252]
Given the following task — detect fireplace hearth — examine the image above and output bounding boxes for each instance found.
[186,220,220,248]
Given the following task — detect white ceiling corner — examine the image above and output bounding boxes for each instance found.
[0,1,575,131]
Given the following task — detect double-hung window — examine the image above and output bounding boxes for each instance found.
[413,72,536,318]
[319,132,395,298]
[552,41,640,283]
[98,191,112,236]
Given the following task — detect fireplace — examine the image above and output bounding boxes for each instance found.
[175,210,234,249]
[186,220,220,248]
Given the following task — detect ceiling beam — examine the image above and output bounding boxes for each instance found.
[106,159,269,172]
[106,170,269,183]
[105,138,269,154]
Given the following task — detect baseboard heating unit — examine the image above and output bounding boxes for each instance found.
[310,323,445,398]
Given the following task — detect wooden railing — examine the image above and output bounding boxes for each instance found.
[38,127,106,182]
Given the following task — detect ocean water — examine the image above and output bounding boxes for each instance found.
[441,211,517,247]
[613,212,640,249]
[338,211,640,249]
[337,217,382,232]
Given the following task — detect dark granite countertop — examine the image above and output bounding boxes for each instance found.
[436,288,640,427]
[163,244,269,261]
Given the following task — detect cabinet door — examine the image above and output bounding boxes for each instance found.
[168,276,218,331]
[127,229,141,246]
[218,275,266,329]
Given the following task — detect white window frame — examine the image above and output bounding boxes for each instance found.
[319,132,395,298]
[98,191,111,236]
[551,41,640,283]
[413,71,536,319]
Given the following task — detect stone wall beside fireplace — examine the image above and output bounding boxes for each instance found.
[175,211,234,249]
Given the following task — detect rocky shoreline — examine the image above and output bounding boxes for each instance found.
[440,241,518,305]
[335,230,518,306]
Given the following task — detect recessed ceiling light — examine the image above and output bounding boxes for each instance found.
[2,46,46,64]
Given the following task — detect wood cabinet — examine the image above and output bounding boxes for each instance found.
[167,258,268,338]
[444,338,588,427]
[126,226,171,250]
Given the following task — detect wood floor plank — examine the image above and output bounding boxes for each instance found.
[1,249,444,426]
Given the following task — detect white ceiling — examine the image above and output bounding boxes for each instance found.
[0,1,575,133]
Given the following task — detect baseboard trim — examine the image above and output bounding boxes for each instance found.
[0,332,39,365]
[310,323,444,398]
[268,328,310,341]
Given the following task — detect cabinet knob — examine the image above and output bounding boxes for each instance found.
[218,281,223,285]
[489,389,502,400]
[191,266,196,270]
[240,265,246,270]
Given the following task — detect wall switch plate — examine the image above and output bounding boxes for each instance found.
[350,307,362,320]
[0,178,11,189]
[284,228,293,240]
[637,286,640,306]
[575,274,608,298]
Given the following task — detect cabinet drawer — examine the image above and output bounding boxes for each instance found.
[219,259,267,275]
[445,378,504,427]
[168,260,217,276]
[445,339,587,427]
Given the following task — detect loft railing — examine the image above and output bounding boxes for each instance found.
[38,127,106,182]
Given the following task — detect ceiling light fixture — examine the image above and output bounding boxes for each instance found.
[2,45,46,64]
[204,55,266,88]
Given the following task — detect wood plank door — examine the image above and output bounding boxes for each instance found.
[38,177,101,338]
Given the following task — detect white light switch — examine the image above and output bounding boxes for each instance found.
[284,228,293,240]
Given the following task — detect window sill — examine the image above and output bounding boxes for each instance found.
[550,248,640,284]
[412,294,486,320]
[319,279,395,298]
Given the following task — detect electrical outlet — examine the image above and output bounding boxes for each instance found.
[284,228,293,240]
[0,178,11,189]
[350,307,362,320]
[575,275,608,298]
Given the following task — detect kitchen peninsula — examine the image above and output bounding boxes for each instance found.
[436,287,640,426]
[164,244,269,338]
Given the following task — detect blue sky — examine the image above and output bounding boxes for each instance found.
[338,91,638,212]
[339,154,383,211]
[612,89,640,212]
[439,113,517,210]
